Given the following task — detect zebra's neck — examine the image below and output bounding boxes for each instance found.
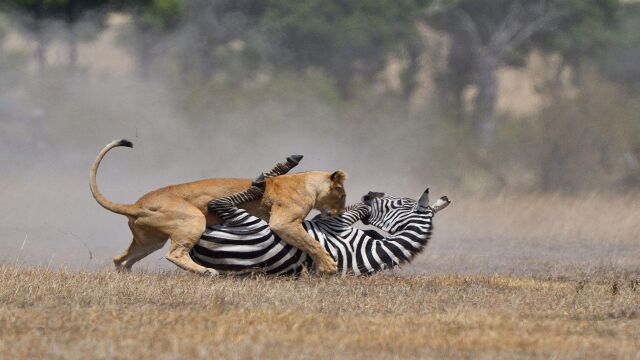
[309,213,433,272]
[367,215,432,268]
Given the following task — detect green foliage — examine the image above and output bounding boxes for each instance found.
[109,0,185,32]
[4,0,110,19]
[261,0,426,96]
[596,2,640,91]
[2,0,638,193]
[138,0,185,31]
[429,0,621,82]
[532,0,620,68]
[3,0,111,69]
[427,0,623,135]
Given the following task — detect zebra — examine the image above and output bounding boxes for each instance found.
[190,170,450,275]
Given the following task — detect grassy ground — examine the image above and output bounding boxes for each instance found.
[1,265,638,359]
[2,191,639,359]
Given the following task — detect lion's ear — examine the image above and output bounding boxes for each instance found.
[330,170,347,184]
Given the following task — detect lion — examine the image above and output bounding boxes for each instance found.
[89,139,346,275]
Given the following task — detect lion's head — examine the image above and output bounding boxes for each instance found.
[315,170,347,217]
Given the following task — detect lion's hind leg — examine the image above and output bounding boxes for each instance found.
[113,240,135,271]
[155,203,215,275]
[113,223,168,271]
[113,239,166,271]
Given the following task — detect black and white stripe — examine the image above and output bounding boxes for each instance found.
[190,190,438,275]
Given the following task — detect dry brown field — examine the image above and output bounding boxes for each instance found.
[1,194,639,359]
[1,265,639,359]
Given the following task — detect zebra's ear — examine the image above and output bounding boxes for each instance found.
[432,196,451,213]
[417,188,430,213]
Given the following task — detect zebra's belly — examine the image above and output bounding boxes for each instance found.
[190,220,386,275]
[190,222,312,275]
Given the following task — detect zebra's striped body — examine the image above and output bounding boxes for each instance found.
[190,189,443,275]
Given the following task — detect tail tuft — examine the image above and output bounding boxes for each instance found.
[117,139,133,148]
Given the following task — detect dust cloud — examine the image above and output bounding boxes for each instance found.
[0,13,637,274]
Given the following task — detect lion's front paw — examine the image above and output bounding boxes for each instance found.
[316,256,337,274]
[201,268,219,277]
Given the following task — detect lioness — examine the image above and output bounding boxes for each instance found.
[90,139,346,275]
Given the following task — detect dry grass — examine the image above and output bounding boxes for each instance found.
[1,265,639,359]
[410,193,640,275]
[2,194,639,358]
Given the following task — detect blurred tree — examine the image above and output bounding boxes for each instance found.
[0,16,6,65]
[112,0,186,78]
[531,0,619,85]
[427,0,563,147]
[0,14,8,83]
[261,0,426,98]
[0,14,29,91]
[177,0,266,81]
[533,76,635,191]
[595,2,640,92]
[426,0,619,148]
[57,0,110,67]
[113,0,266,81]
[0,14,5,42]
[3,0,109,70]
[3,0,49,74]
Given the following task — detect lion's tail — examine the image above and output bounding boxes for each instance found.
[89,139,144,217]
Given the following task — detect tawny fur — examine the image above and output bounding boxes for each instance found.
[90,140,347,275]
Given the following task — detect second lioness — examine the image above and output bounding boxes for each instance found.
[90,140,346,274]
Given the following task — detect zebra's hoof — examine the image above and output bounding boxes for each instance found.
[287,155,303,164]
[251,174,266,191]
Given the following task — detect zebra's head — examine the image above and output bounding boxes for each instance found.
[362,189,451,234]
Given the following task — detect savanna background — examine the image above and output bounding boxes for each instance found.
[0,0,639,358]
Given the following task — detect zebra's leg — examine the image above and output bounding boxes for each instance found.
[336,203,371,226]
[262,155,303,178]
[207,185,265,222]
[207,155,303,221]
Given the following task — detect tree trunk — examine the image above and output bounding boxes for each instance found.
[66,0,78,68]
[34,1,46,76]
[540,143,558,192]
[68,26,78,67]
[198,40,215,80]
[135,24,153,80]
[450,81,466,124]
[401,45,421,100]
[473,52,498,148]
[35,27,46,76]
[336,76,352,99]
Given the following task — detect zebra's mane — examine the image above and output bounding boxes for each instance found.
[343,203,362,212]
